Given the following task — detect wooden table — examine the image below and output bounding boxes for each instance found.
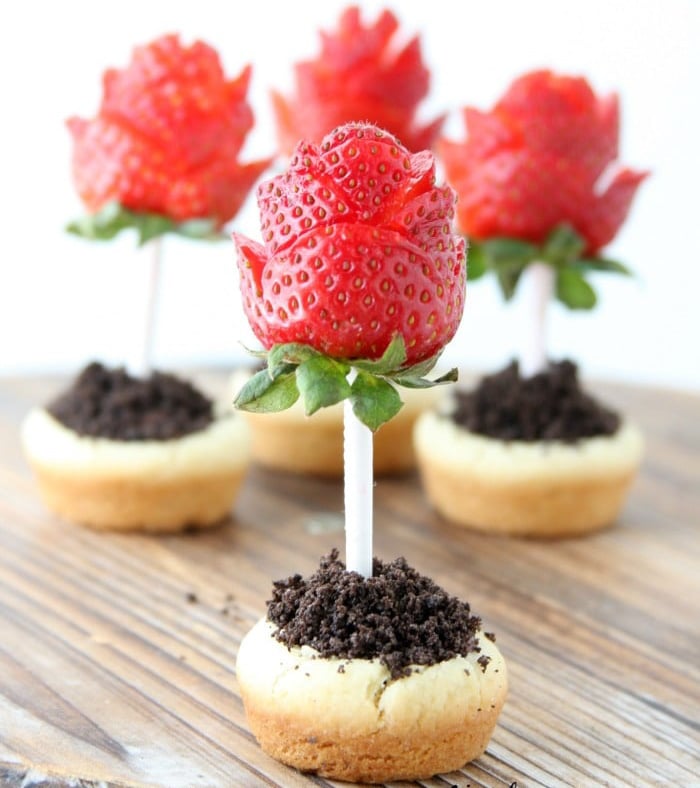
[0,373,698,788]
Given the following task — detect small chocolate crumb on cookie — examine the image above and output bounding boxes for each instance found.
[477,654,492,672]
[267,549,481,679]
[48,362,214,441]
[449,359,620,442]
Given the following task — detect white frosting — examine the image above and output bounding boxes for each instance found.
[414,410,644,482]
[21,407,250,479]
[236,618,506,737]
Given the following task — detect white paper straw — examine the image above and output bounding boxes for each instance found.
[519,262,554,377]
[131,237,162,378]
[343,390,373,578]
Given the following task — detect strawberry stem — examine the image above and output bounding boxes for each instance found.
[519,262,553,377]
[343,375,374,578]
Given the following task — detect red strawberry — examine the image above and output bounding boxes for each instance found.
[440,69,647,254]
[68,34,272,226]
[495,71,620,178]
[272,7,444,155]
[234,123,465,365]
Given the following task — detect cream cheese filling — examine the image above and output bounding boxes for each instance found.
[22,407,250,479]
[414,410,643,483]
[236,618,506,737]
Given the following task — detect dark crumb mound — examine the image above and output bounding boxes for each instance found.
[267,549,482,680]
[449,359,620,442]
[47,362,214,441]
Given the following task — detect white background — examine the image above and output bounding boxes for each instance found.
[1,0,698,390]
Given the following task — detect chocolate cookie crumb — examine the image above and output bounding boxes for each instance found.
[268,550,482,680]
[484,632,496,642]
[48,362,214,441]
[477,655,491,672]
[186,592,198,604]
[448,360,620,442]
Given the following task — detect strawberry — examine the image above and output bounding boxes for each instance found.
[439,70,648,310]
[68,34,271,228]
[272,7,444,155]
[234,123,466,368]
[440,70,648,255]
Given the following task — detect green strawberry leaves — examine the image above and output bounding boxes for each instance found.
[297,356,352,415]
[468,223,633,310]
[572,258,633,276]
[66,201,227,246]
[350,372,403,432]
[234,334,456,432]
[556,269,597,309]
[235,368,300,412]
[392,368,458,389]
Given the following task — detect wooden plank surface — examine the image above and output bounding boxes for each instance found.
[0,372,698,788]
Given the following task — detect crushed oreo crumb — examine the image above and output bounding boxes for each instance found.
[185,592,198,604]
[267,549,482,680]
[484,632,496,642]
[477,655,491,672]
[448,360,620,442]
[48,362,214,441]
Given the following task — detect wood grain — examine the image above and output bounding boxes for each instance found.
[0,372,698,788]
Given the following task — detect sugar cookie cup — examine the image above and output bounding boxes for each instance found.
[414,411,644,537]
[236,618,507,783]
[21,407,250,532]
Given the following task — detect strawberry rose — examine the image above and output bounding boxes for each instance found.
[234,123,466,368]
[272,7,443,155]
[68,34,271,228]
[440,69,647,255]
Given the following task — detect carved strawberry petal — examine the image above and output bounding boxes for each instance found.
[578,167,649,252]
[442,69,646,253]
[69,34,270,225]
[496,70,619,178]
[272,8,442,154]
[237,223,463,363]
[235,122,466,365]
